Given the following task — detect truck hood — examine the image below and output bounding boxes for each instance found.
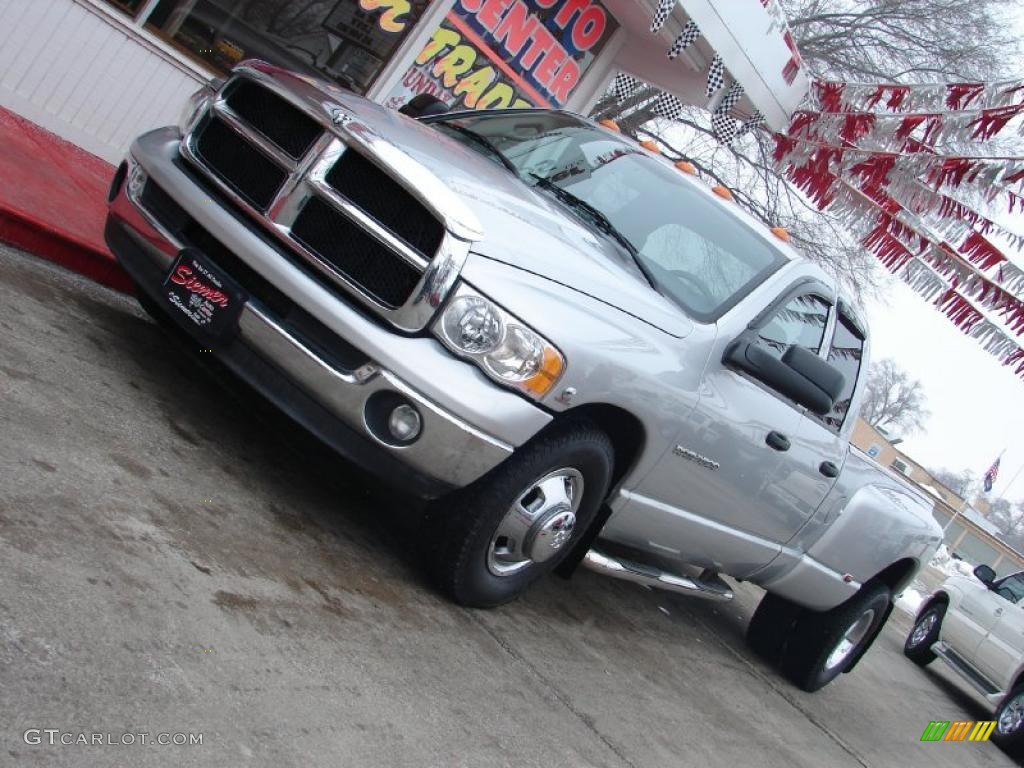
[323,87,694,338]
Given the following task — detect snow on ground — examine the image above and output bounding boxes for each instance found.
[895,587,924,616]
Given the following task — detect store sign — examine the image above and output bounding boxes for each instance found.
[322,0,431,92]
[385,0,617,111]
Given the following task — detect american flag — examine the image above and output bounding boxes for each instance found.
[983,456,1001,493]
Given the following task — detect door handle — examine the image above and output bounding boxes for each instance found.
[765,431,790,451]
[995,607,1004,617]
[819,461,839,478]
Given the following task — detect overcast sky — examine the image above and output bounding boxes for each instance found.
[865,274,1024,503]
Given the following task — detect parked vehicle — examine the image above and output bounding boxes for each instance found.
[905,564,1024,754]
[105,61,943,691]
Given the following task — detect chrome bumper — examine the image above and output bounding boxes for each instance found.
[108,131,551,489]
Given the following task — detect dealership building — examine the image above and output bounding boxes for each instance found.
[0,0,807,164]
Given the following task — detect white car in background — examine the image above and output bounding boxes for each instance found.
[904,564,1024,756]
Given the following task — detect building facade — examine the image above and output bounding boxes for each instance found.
[0,0,808,163]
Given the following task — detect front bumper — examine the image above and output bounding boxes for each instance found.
[107,129,551,494]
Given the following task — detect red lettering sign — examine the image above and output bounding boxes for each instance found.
[170,265,229,308]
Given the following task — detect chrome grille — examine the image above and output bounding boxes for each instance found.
[193,115,287,210]
[223,78,322,160]
[180,71,462,331]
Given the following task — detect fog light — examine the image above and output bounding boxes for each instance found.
[388,404,421,442]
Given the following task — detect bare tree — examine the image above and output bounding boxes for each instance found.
[860,358,929,435]
[594,0,1022,299]
[930,467,978,500]
[988,497,1024,539]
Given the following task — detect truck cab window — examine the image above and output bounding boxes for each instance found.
[754,294,830,359]
[823,313,865,429]
[996,574,1024,604]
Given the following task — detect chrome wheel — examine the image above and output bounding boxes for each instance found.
[825,608,876,671]
[486,468,584,577]
[909,610,938,647]
[999,692,1024,734]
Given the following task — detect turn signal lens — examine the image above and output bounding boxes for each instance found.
[598,119,620,132]
[521,346,565,397]
[675,160,696,175]
[712,185,734,201]
[640,139,660,153]
[771,226,791,242]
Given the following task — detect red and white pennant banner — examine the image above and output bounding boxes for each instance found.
[811,79,1024,114]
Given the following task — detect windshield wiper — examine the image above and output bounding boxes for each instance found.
[438,123,518,174]
[530,174,658,290]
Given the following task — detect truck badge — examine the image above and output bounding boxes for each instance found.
[673,445,720,471]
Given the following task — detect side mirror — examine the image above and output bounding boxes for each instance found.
[398,94,451,118]
[724,342,845,416]
[974,564,997,586]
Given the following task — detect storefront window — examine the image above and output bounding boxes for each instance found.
[143,0,431,93]
[385,0,618,111]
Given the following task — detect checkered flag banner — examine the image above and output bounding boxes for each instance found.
[667,21,700,60]
[706,54,725,97]
[612,73,642,102]
[712,82,745,144]
[652,93,684,120]
[712,112,739,144]
[650,0,676,33]
[715,81,745,114]
[736,110,766,137]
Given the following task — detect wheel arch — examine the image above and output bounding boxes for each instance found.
[557,403,645,492]
[867,557,920,596]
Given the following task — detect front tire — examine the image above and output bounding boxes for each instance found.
[994,686,1024,759]
[780,582,892,692]
[426,420,614,608]
[903,602,945,665]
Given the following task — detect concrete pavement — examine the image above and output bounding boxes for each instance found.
[0,244,1015,767]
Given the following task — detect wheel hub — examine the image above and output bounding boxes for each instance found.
[909,611,937,647]
[825,608,876,671]
[1000,693,1024,734]
[524,509,577,563]
[486,468,584,577]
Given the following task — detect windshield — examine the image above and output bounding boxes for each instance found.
[433,112,787,322]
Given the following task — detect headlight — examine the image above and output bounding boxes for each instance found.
[434,286,565,399]
[178,83,216,134]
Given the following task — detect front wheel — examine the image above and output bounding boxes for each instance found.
[426,420,614,608]
[780,582,892,692]
[994,686,1024,759]
[903,602,945,665]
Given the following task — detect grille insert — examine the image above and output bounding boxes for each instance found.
[224,79,322,160]
[193,116,287,210]
[326,150,444,258]
[291,197,423,308]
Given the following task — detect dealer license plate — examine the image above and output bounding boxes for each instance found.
[162,248,247,338]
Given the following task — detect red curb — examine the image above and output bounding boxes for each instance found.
[0,208,133,293]
[0,106,132,294]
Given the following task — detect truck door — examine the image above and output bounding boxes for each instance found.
[972,573,1024,688]
[782,306,868,531]
[944,575,1009,660]
[611,284,838,576]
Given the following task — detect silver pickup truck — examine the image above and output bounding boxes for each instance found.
[105,61,942,691]
[905,565,1024,752]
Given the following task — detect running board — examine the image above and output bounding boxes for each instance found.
[932,642,1002,698]
[583,550,734,601]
